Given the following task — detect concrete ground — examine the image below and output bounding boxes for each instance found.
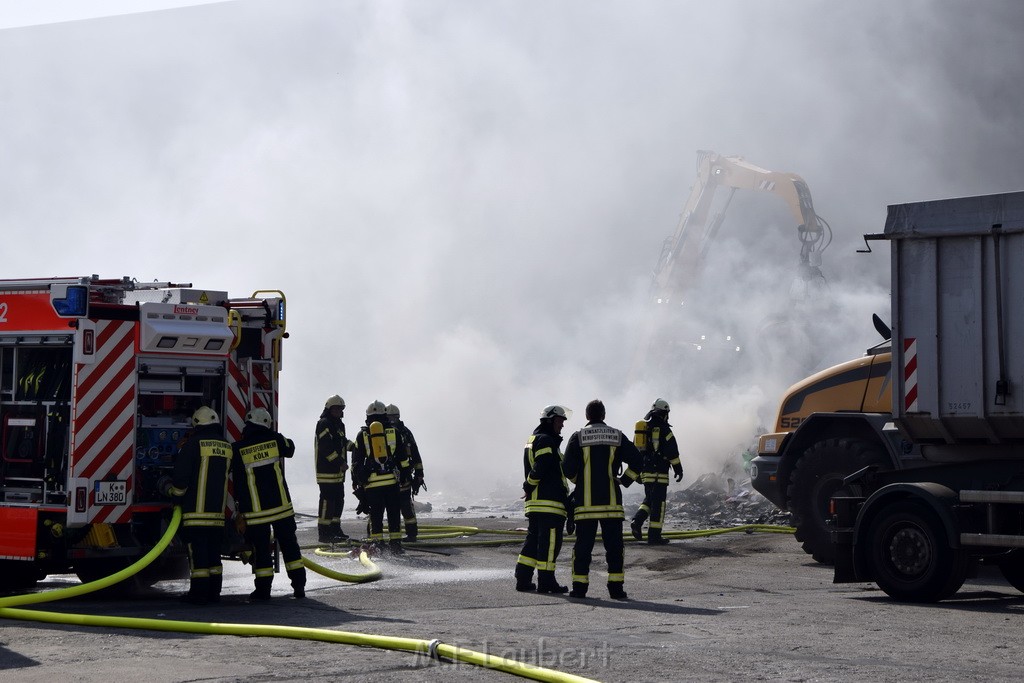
[3,513,1024,682]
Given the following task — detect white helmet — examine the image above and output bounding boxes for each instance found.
[245,407,273,428]
[325,395,345,409]
[366,400,388,417]
[192,406,220,426]
[539,405,573,420]
[651,398,670,413]
[385,403,400,418]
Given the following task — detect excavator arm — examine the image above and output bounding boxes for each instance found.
[629,150,832,383]
[651,150,829,304]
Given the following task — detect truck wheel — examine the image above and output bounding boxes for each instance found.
[867,500,968,602]
[787,439,887,564]
[997,551,1024,593]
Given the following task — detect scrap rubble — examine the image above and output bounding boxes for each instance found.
[623,470,792,529]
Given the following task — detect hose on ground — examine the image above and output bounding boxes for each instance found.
[0,507,599,683]
[398,522,795,547]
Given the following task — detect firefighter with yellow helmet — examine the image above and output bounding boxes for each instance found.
[515,404,573,594]
[315,394,352,543]
[161,405,232,604]
[624,398,683,544]
[351,400,412,553]
[231,407,306,600]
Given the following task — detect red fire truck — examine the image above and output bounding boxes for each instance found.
[0,276,286,588]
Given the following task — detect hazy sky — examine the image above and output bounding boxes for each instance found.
[3,1,1023,508]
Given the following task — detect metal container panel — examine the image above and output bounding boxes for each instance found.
[887,192,1024,443]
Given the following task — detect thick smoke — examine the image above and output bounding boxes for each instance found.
[1,1,1022,510]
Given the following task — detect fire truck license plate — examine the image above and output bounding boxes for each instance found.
[94,481,127,505]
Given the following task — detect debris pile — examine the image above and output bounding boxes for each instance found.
[625,470,792,528]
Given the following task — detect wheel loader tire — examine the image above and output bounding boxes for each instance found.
[787,438,888,564]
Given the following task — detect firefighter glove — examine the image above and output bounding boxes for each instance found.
[618,475,633,488]
[565,516,575,535]
[674,466,684,482]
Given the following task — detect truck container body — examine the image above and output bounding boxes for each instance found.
[827,191,1024,601]
[888,191,1024,445]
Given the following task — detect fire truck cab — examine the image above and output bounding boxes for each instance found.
[0,276,286,588]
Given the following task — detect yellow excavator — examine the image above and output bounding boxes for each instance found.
[629,150,833,383]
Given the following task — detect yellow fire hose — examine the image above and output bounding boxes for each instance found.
[401,522,795,547]
[0,507,599,683]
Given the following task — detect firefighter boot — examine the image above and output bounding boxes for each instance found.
[647,528,670,545]
[568,581,589,599]
[181,577,210,605]
[208,571,223,603]
[536,571,568,594]
[403,522,418,543]
[515,564,536,592]
[389,539,405,555]
[288,567,307,599]
[249,576,273,601]
[318,524,332,544]
[630,511,647,541]
[608,582,628,600]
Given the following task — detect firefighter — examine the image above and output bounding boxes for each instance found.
[315,394,352,543]
[161,406,232,605]
[231,407,306,600]
[351,400,412,553]
[562,399,642,600]
[386,403,425,542]
[623,398,684,544]
[515,405,572,594]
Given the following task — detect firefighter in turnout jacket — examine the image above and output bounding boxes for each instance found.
[561,399,642,600]
[515,405,572,594]
[315,394,352,543]
[351,400,412,553]
[386,403,425,542]
[231,408,307,600]
[162,406,231,604]
[624,398,683,544]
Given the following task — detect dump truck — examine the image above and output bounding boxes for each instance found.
[0,276,286,589]
[754,191,1024,601]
